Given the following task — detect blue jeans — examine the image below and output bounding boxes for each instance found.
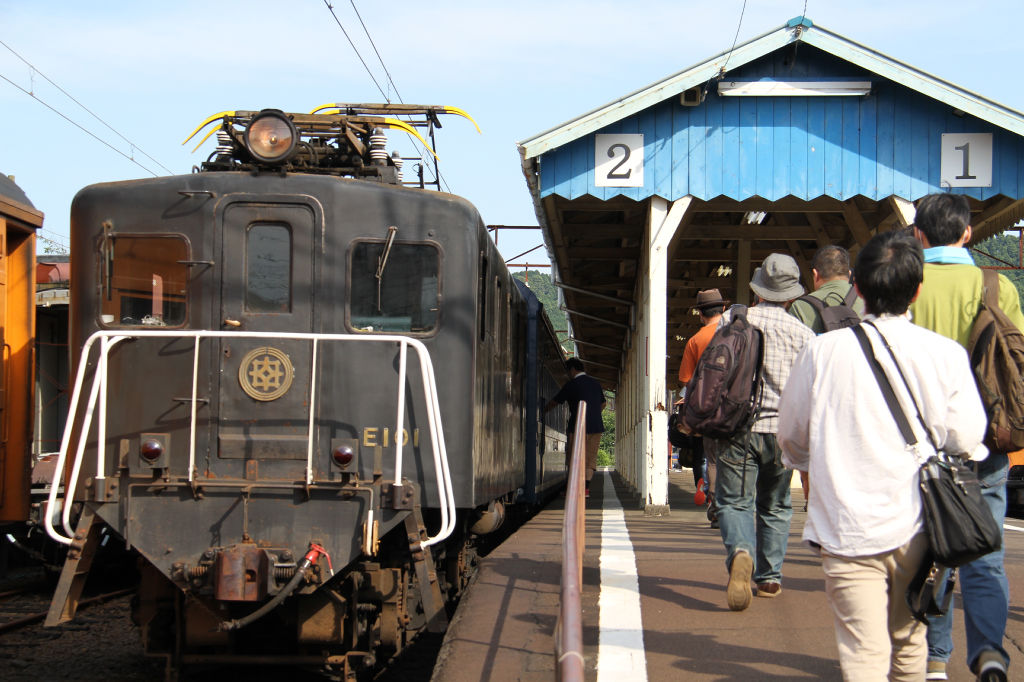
[926,452,1010,671]
[711,430,794,583]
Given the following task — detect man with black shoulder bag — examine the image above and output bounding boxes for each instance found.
[910,193,1021,682]
[778,231,989,680]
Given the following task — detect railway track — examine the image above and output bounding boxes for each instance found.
[0,586,135,634]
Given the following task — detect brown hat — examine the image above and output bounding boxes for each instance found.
[692,288,727,312]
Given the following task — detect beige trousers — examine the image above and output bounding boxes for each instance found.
[820,532,929,681]
[568,432,602,483]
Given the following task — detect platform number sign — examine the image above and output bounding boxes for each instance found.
[941,133,992,188]
[595,134,644,188]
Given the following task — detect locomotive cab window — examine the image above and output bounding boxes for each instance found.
[245,222,292,312]
[349,240,440,334]
[100,235,187,327]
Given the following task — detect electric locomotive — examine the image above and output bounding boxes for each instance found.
[43,105,569,679]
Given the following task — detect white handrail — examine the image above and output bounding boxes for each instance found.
[43,329,455,550]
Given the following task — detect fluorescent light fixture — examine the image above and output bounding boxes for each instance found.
[718,80,872,96]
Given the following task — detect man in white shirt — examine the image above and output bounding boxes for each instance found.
[778,231,988,680]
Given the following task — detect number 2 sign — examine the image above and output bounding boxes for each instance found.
[940,133,992,188]
[595,134,644,187]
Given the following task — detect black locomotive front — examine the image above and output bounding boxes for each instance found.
[43,107,568,678]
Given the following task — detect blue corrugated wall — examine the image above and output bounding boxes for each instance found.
[538,46,1024,203]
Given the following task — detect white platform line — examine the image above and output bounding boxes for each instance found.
[596,470,648,682]
[1005,523,1024,533]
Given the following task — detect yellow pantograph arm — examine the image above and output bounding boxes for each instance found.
[380,118,437,159]
[182,111,234,146]
[309,103,480,133]
[309,103,341,115]
[437,105,481,134]
[190,125,224,153]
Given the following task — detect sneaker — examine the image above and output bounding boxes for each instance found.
[585,487,590,499]
[975,650,1008,682]
[694,478,706,506]
[726,550,753,611]
[755,582,782,598]
[925,660,948,681]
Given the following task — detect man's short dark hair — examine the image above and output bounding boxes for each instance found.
[914,193,971,247]
[853,231,924,316]
[566,357,584,373]
[812,245,850,280]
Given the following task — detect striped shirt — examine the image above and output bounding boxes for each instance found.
[720,303,815,433]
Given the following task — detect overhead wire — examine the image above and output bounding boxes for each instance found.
[0,39,173,175]
[322,0,390,102]
[349,0,403,104]
[720,0,749,77]
[0,71,160,177]
[323,0,451,193]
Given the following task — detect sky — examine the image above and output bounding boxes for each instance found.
[3,0,1024,266]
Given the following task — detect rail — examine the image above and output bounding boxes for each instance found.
[556,400,586,682]
[43,329,455,549]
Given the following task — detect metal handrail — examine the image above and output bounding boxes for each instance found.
[556,401,586,682]
[43,329,455,548]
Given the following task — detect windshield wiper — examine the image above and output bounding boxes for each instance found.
[375,225,398,312]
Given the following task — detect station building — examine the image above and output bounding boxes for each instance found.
[518,16,1024,511]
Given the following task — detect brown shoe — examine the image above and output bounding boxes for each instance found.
[755,582,782,598]
[726,551,753,611]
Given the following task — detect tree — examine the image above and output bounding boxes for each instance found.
[511,270,571,353]
[972,233,1024,299]
[598,407,615,466]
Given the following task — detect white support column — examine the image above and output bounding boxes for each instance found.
[641,196,692,514]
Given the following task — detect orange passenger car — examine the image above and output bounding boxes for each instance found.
[0,174,41,523]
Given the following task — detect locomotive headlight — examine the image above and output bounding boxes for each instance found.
[244,110,297,164]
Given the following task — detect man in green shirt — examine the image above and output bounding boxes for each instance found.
[788,245,861,334]
[909,192,1019,682]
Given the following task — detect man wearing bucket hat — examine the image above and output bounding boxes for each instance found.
[708,253,814,612]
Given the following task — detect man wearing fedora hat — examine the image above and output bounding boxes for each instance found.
[708,252,814,612]
[678,288,729,516]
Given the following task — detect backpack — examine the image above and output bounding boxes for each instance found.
[966,269,1024,452]
[796,286,860,332]
[682,305,764,438]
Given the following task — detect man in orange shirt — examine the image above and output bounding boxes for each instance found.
[678,289,727,519]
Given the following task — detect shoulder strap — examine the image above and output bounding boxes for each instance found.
[797,294,826,313]
[842,285,858,308]
[982,269,1001,311]
[851,325,917,445]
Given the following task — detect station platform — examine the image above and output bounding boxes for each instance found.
[433,468,1024,681]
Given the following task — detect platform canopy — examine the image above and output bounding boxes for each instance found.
[518,16,1024,387]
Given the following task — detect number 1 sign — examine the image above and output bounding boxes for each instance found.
[940,133,992,188]
[595,134,644,187]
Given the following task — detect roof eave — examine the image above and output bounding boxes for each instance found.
[518,18,1024,162]
[517,23,801,160]
[801,27,1024,138]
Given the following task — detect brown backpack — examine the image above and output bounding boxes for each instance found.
[966,269,1024,452]
[682,305,764,438]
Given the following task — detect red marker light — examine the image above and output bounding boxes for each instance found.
[332,445,354,468]
[140,439,164,462]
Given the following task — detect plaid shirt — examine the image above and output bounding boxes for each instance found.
[720,302,815,433]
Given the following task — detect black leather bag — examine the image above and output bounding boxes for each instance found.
[918,454,1002,567]
[853,324,1002,566]
[906,561,957,624]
